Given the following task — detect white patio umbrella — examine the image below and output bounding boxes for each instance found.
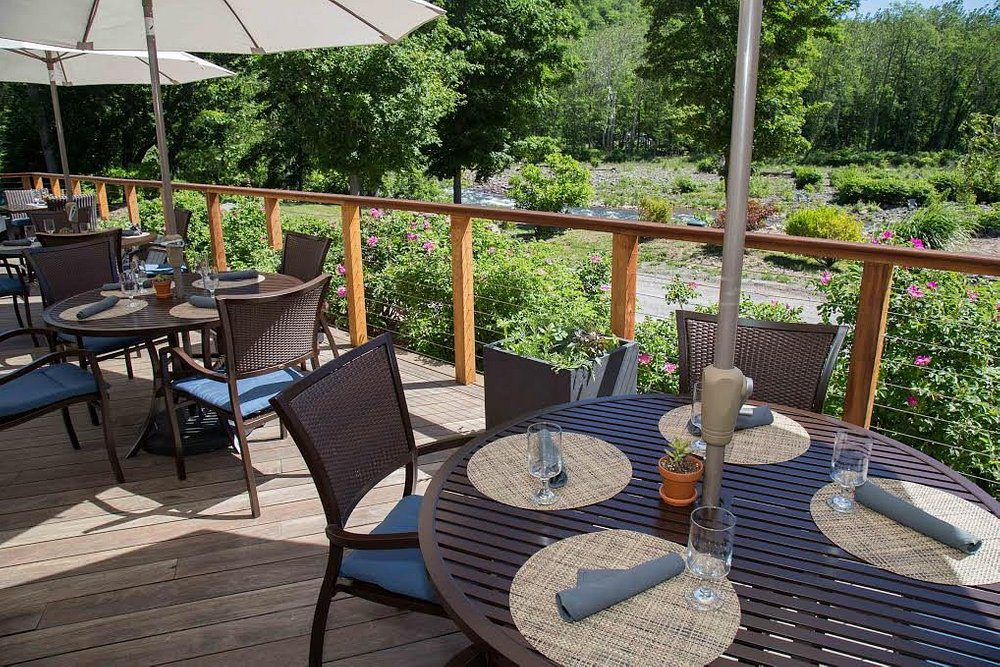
[0,0,446,234]
[0,38,233,208]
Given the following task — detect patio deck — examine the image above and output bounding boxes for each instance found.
[0,291,483,665]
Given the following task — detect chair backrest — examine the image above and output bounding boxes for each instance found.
[216,274,331,379]
[676,310,848,412]
[45,194,97,222]
[174,207,193,241]
[2,189,44,223]
[37,228,123,266]
[27,209,71,232]
[279,231,332,282]
[270,333,417,529]
[28,238,118,307]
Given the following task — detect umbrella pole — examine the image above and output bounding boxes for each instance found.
[45,55,73,203]
[699,0,763,508]
[143,0,176,234]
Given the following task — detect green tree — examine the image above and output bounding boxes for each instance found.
[425,0,580,202]
[640,0,853,163]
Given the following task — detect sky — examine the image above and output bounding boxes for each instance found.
[855,0,995,14]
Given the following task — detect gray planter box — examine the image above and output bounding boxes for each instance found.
[483,338,639,428]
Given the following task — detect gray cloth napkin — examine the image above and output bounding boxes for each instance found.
[76,296,119,320]
[218,269,258,281]
[855,481,982,555]
[550,468,568,489]
[122,227,143,237]
[2,239,31,246]
[688,405,774,436]
[556,553,685,621]
[102,280,151,290]
[188,295,217,309]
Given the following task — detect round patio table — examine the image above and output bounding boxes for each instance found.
[43,272,301,456]
[419,394,999,666]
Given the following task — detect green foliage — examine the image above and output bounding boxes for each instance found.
[958,114,1000,204]
[663,437,694,466]
[671,175,699,194]
[818,263,1000,495]
[696,157,719,174]
[508,153,594,212]
[976,207,1000,237]
[635,317,682,393]
[831,168,933,207]
[638,196,674,223]
[793,167,824,189]
[499,326,620,372]
[511,136,565,165]
[785,206,864,243]
[714,200,777,232]
[893,201,975,250]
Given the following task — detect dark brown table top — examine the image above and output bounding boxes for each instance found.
[418,394,1000,666]
[42,273,301,338]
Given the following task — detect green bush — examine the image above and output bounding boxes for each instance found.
[638,196,673,223]
[927,169,966,200]
[958,114,1000,204]
[793,167,824,189]
[508,152,593,213]
[785,206,863,243]
[714,199,776,231]
[511,136,563,165]
[696,157,718,174]
[975,207,1000,237]
[832,168,933,207]
[893,201,975,250]
[671,175,699,194]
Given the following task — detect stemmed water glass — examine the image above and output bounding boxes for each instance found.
[24,224,37,243]
[827,431,872,513]
[686,505,736,611]
[201,264,219,298]
[42,218,55,234]
[133,263,148,296]
[121,269,139,308]
[526,423,563,506]
[689,381,707,456]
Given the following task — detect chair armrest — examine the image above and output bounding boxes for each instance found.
[161,345,227,382]
[416,430,483,458]
[326,525,419,550]
[0,348,97,387]
[0,327,56,350]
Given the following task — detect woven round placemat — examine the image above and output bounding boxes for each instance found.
[811,478,1000,585]
[466,432,631,510]
[510,529,740,667]
[659,405,810,466]
[59,299,148,321]
[192,274,265,290]
[169,302,218,319]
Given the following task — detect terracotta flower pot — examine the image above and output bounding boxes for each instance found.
[152,280,172,300]
[658,454,704,507]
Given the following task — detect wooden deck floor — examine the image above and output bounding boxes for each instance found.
[0,289,484,665]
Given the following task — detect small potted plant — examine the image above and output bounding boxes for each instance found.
[658,438,704,507]
[151,274,173,299]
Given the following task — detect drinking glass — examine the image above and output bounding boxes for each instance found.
[24,224,37,243]
[133,264,148,295]
[122,270,139,308]
[689,381,707,456]
[827,431,872,513]
[201,265,219,298]
[686,505,736,611]
[526,423,563,506]
[43,218,55,234]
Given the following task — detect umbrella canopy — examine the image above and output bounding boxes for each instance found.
[0,0,445,233]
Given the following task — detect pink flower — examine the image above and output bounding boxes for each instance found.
[881,230,893,241]
[686,281,699,289]
[336,286,347,298]
[638,353,652,365]
[906,285,924,299]
[820,271,832,286]
[487,246,497,254]
[422,241,436,252]
[405,232,417,242]
[370,208,383,219]
[366,235,378,247]
[914,355,932,367]
[423,221,431,230]
[336,263,346,276]
[911,237,925,249]
[906,395,919,407]
[967,290,979,302]
[599,283,611,292]
[590,254,602,264]
[410,221,419,229]
[663,362,678,374]
[925,280,938,290]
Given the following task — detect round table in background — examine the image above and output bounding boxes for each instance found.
[43,273,301,456]
[418,394,1000,666]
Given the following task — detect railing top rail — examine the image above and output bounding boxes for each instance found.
[5,170,999,276]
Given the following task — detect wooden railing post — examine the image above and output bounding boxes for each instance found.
[70,179,82,196]
[95,182,110,220]
[264,197,282,249]
[20,175,31,189]
[124,184,140,225]
[451,215,476,384]
[50,177,62,197]
[341,203,368,347]
[611,233,639,339]
[32,175,44,190]
[842,262,894,427]
[205,191,228,271]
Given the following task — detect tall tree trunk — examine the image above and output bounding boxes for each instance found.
[453,168,462,204]
[26,86,58,173]
[348,175,361,196]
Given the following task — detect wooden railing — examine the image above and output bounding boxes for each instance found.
[6,170,1000,429]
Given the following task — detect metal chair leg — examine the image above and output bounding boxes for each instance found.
[61,407,81,449]
[124,347,134,379]
[97,397,124,483]
[233,416,260,517]
[309,548,342,666]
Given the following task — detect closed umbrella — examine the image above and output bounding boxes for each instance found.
[0,38,233,211]
[0,0,446,233]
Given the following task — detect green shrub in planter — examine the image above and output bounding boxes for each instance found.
[785,206,864,243]
[793,167,824,189]
[893,201,975,249]
[509,152,593,213]
[639,196,674,223]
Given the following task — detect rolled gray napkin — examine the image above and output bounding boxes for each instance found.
[855,481,982,555]
[102,279,151,291]
[76,296,119,320]
[188,295,217,309]
[2,239,32,246]
[556,553,685,621]
[122,227,143,237]
[218,269,258,281]
[688,405,773,436]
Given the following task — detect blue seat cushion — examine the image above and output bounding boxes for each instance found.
[144,263,187,275]
[0,364,98,419]
[58,334,144,355]
[339,494,436,602]
[0,276,24,296]
[172,367,303,417]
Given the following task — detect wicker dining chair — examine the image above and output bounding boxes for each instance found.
[277,231,339,357]
[37,228,124,266]
[269,333,478,666]
[28,237,146,380]
[26,209,71,233]
[0,257,33,331]
[2,188,46,229]
[160,274,331,517]
[676,310,848,412]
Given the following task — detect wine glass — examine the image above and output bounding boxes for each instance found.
[24,224,37,243]
[686,505,736,611]
[43,218,55,234]
[121,269,139,308]
[827,431,872,513]
[526,423,563,506]
[201,264,219,298]
[133,264,148,296]
[689,381,707,456]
